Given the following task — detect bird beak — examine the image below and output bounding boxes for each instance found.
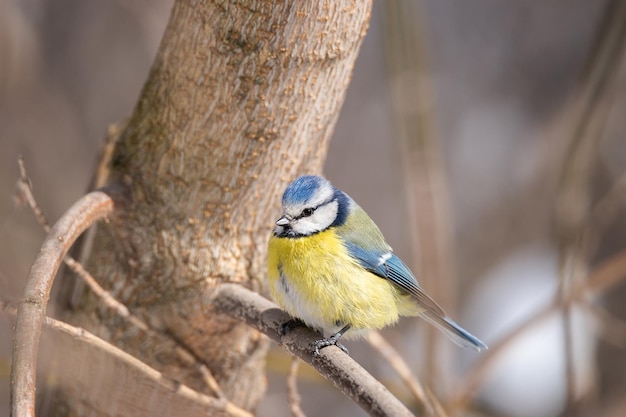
[276,216,290,226]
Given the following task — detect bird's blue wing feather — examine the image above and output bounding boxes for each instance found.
[342,242,387,276]
[343,242,446,317]
[336,204,487,351]
[383,255,426,299]
[345,243,486,350]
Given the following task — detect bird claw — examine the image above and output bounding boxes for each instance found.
[312,337,349,357]
[280,319,350,357]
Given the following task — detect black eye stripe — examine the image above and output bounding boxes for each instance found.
[295,197,336,220]
[295,207,315,220]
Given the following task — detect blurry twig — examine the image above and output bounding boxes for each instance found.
[590,172,626,233]
[10,187,114,416]
[584,249,626,293]
[449,248,626,414]
[553,0,626,408]
[382,0,456,390]
[287,357,307,417]
[447,300,557,414]
[16,156,50,228]
[90,122,125,190]
[16,158,239,405]
[69,121,125,308]
[581,302,626,350]
[1,297,245,417]
[366,331,447,417]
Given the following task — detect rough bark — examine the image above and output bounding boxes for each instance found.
[56,0,372,414]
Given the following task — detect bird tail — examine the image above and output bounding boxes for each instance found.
[421,313,487,352]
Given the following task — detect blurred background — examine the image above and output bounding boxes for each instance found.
[1,1,625,416]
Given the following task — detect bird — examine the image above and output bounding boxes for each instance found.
[267,175,487,355]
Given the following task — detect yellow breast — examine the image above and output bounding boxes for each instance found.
[267,229,410,335]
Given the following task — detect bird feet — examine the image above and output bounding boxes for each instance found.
[280,319,350,357]
[312,324,351,356]
[312,335,349,357]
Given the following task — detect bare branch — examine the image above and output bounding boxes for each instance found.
[590,172,626,235]
[366,331,446,417]
[1,297,241,417]
[585,249,626,293]
[12,159,416,417]
[581,302,626,350]
[212,284,416,417]
[17,156,51,230]
[287,357,307,417]
[381,0,456,388]
[16,159,248,413]
[553,1,626,406]
[449,248,626,413]
[10,189,116,417]
[448,299,557,414]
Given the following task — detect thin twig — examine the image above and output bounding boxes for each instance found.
[590,172,626,234]
[382,0,456,390]
[448,248,626,414]
[198,364,227,400]
[552,1,626,408]
[1,296,18,314]
[10,189,115,417]
[366,331,445,417]
[581,301,626,350]
[583,250,626,293]
[1,296,251,417]
[212,284,416,417]
[447,299,557,415]
[287,357,307,417]
[16,159,235,404]
[17,156,51,230]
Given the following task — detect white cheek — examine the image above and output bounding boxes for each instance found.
[292,219,320,235]
[288,200,339,235]
[308,202,338,231]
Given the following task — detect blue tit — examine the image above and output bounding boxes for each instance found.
[267,175,487,355]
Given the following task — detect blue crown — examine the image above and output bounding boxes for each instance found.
[282,175,328,206]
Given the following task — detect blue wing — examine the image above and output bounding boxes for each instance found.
[344,242,487,351]
[344,242,446,317]
[334,199,487,350]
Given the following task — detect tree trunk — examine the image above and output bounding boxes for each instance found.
[55,0,372,414]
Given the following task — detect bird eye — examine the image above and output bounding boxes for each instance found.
[301,207,314,217]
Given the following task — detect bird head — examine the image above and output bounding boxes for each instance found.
[274,175,348,237]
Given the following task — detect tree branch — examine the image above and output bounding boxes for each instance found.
[553,0,626,406]
[11,161,417,417]
[1,298,242,417]
[10,189,117,417]
[287,357,307,417]
[581,302,626,350]
[366,331,445,417]
[212,284,416,417]
[382,0,456,388]
[11,179,415,417]
[449,248,626,413]
[15,159,248,413]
